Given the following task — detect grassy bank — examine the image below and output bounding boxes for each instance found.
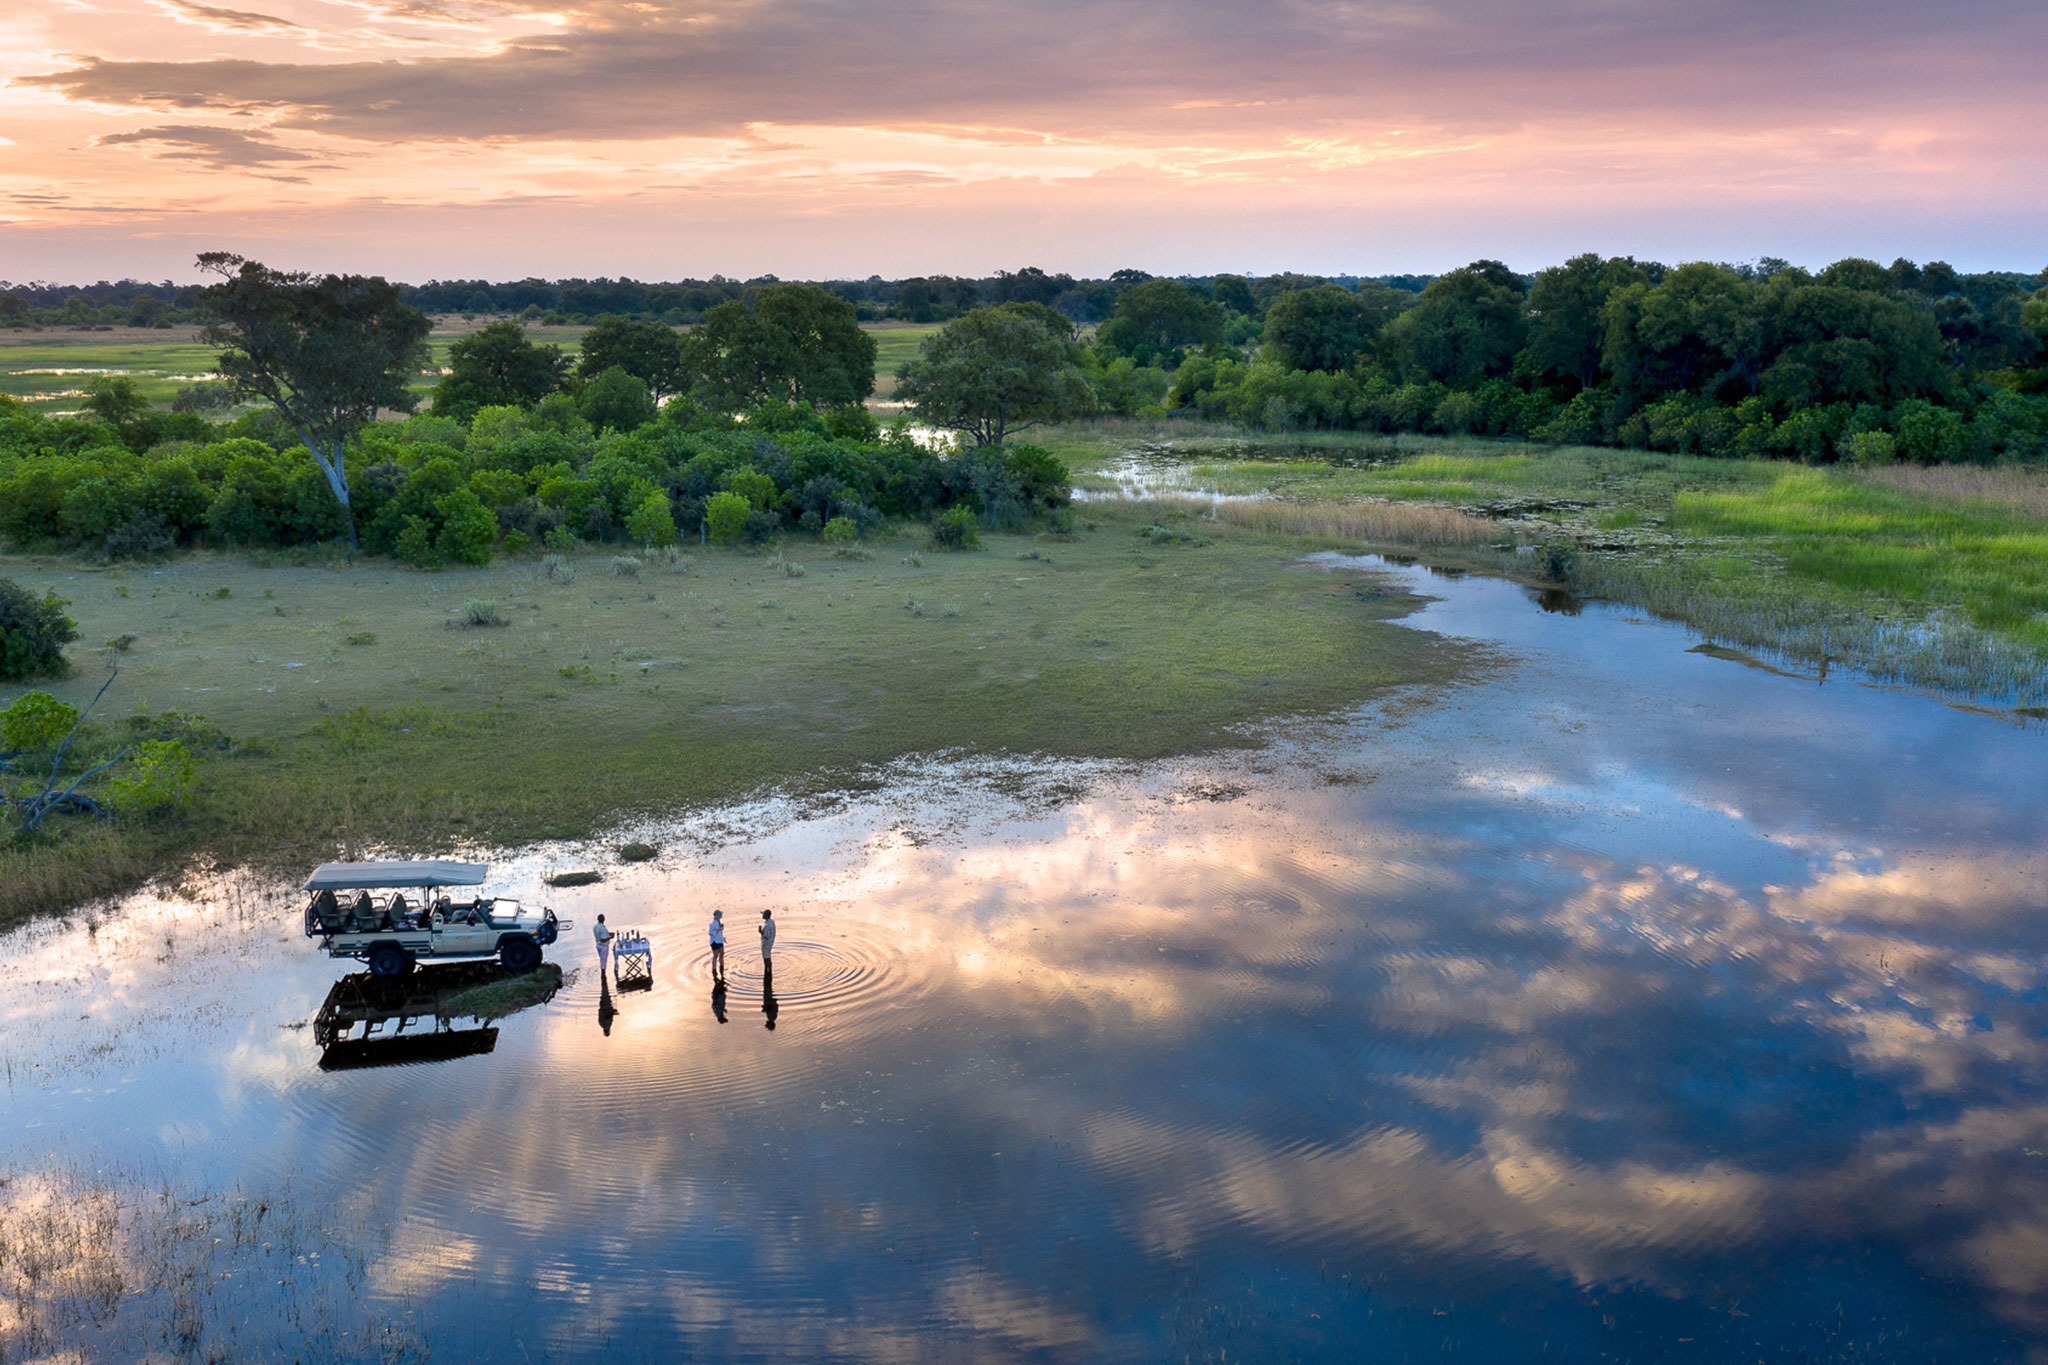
[1052,425,2048,704]
[0,501,1468,927]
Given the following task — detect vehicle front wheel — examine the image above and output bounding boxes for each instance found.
[499,937,541,972]
[367,944,414,978]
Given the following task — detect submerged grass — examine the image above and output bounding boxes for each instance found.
[0,1165,426,1362]
[0,500,1466,927]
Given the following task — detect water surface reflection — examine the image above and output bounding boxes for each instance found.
[2,560,2044,1361]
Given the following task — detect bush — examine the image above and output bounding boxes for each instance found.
[460,598,506,627]
[610,555,642,577]
[2,690,77,752]
[0,580,78,681]
[435,487,499,566]
[740,508,781,544]
[624,489,679,548]
[104,510,174,561]
[1840,431,1897,467]
[618,841,658,862]
[704,490,750,543]
[932,505,981,550]
[109,739,195,815]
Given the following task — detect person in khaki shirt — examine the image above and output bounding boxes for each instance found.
[758,908,777,966]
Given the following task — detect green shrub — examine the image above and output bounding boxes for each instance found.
[625,489,680,548]
[109,739,195,815]
[501,529,533,557]
[705,490,750,543]
[822,515,858,546]
[1,690,77,752]
[1840,431,1897,467]
[460,598,506,627]
[932,505,980,550]
[618,841,658,862]
[395,515,438,567]
[724,467,779,511]
[104,510,174,561]
[1540,541,1581,584]
[543,525,577,552]
[435,487,499,566]
[611,555,642,577]
[344,631,378,646]
[0,580,78,681]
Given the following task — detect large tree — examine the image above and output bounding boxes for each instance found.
[896,305,1091,447]
[1389,260,1529,385]
[1525,253,1652,390]
[196,253,431,550]
[1094,280,1225,368]
[434,321,566,424]
[575,316,685,400]
[1261,283,1408,372]
[686,283,876,411]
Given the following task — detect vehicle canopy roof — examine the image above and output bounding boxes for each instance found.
[304,860,489,892]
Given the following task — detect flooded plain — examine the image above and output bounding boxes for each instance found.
[4,558,2046,1362]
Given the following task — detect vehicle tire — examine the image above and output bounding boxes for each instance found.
[368,944,414,978]
[499,937,541,972]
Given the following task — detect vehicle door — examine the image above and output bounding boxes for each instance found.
[431,900,497,956]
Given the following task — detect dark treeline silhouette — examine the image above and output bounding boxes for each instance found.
[0,268,1423,330]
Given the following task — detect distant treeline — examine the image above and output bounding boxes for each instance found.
[0,268,1430,329]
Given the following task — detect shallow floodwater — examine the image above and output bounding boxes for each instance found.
[5,560,2047,1362]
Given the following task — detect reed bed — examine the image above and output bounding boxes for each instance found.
[1859,464,2048,520]
[1197,497,1500,549]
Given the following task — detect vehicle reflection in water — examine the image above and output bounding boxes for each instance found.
[313,962,565,1070]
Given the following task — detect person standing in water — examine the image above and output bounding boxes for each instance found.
[758,908,777,967]
[592,913,614,975]
[708,908,726,981]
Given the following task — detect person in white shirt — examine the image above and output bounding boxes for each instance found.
[708,908,726,981]
[592,913,614,974]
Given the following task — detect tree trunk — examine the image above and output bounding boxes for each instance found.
[305,435,360,553]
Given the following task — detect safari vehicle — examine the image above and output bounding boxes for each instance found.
[302,860,569,978]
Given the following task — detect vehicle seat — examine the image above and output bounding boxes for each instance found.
[310,889,345,932]
[347,893,376,931]
[385,893,409,929]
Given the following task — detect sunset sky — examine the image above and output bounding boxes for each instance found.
[3,0,2044,283]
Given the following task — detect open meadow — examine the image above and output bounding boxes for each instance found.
[0,499,1463,925]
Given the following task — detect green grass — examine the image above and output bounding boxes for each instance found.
[1057,424,2048,701]
[0,334,228,411]
[1670,470,2048,647]
[0,501,1466,927]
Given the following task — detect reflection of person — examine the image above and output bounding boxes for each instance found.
[598,972,616,1037]
[762,962,778,1031]
[711,978,728,1024]
[708,909,726,981]
[593,913,615,974]
[758,908,776,966]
